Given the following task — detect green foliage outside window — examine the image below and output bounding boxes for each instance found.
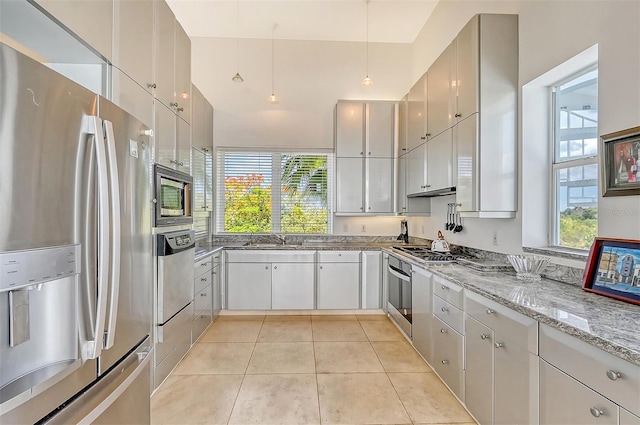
[559,207,597,249]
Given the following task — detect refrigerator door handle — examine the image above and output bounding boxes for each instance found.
[83,116,110,360]
[102,120,121,350]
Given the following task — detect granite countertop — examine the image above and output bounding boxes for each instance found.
[384,248,640,367]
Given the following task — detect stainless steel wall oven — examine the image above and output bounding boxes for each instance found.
[387,254,412,338]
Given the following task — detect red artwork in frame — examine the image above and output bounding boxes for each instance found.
[582,237,640,306]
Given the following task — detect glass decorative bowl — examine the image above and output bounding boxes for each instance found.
[506,254,550,281]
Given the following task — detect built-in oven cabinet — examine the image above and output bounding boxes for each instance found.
[411,266,433,364]
[432,315,465,402]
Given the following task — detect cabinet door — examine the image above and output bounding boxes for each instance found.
[191,85,213,149]
[226,263,271,309]
[432,316,464,401]
[212,265,221,317]
[154,100,177,169]
[366,103,395,157]
[336,158,364,213]
[336,102,365,157]
[176,116,191,175]
[406,143,427,195]
[455,113,478,212]
[540,360,617,425]
[426,128,454,191]
[113,0,153,91]
[365,158,393,213]
[153,0,175,108]
[111,66,154,127]
[36,0,113,61]
[174,21,191,123]
[398,94,408,155]
[192,148,207,212]
[411,267,433,363]
[455,15,479,120]
[204,152,213,211]
[397,155,407,213]
[317,263,360,309]
[495,340,538,425]
[272,263,314,309]
[362,251,381,309]
[464,316,494,425]
[407,74,426,151]
[427,41,455,139]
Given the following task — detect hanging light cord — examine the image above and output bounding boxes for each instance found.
[365,0,369,77]
[271,26,275,95]
[236,0,240,72]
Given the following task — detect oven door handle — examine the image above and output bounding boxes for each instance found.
[388,266,411,282]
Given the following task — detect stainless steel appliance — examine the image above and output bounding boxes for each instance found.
[0,43,153,423]
[154,230,195,389]
[387,255,412,338]
[154,164,193,227]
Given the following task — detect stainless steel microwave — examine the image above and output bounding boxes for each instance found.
[154,164,193,227]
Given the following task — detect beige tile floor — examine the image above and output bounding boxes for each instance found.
[151,314,476,425]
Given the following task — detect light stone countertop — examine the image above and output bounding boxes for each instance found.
[198,240,640,366]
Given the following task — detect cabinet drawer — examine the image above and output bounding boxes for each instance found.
[432,316,464,401]
[465,290,538,354]
[540,359,618,425]
[195,255,214,274]
[194,270,211,295]
[540,324,640,416]
[432,275,464,309]
[194,285,212,313]
[226,250,315,263]
[191,311,212,344]
[433,295,464,334]
[317,251,361,263]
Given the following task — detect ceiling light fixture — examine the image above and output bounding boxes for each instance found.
[231,0,244,82]
[362,0,373,86]
[268,23,279,104]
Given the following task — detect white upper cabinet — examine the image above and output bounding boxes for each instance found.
[191,84,213,150]
[174,22,192,122]
[111,67,154,127]
[407,74,427,152]
[455,15,479,121]
[112,0,154,92]
[336,102,365,157]
[426,128,455,193]
[366,103,395,158]
[35,0,114,61]
[427,41,456,139]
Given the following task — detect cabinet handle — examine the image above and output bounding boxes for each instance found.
[426,133,431,137]
[480,334,490,340]
[441,307,449,313]
[455,113,462,117]
[213,271,217,275]
[486,309,494,314]
[441,285,448,290]
[179,161,184,167]
[170,159,179,165]
[170,102,178,107]
[441,359,449,364]
[360,151,364,155]
[440,328,448,334]
[494,342,504,348]
[589,407,604,418]
[368,206,371,210]
[201,263,208,266]
[319,266,323,269]
[606,370,621,380]
[274,266,278,269]
[368,151,371,155]
[360,207,363,210]
[265,266,269,270]
[201,277,207,281]
[147,83,157,89]
[420,136,426,140]
[177,107,184,112]
[200,293,207,297]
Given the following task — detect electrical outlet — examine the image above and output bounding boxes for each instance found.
[361,224,366,233]
[492,231,498,246]
[421,225,425,235]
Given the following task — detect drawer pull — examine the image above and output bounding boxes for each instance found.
[441,307,449,313]
[441,359,449,364]
[480,334,490,340]
[440,328,448,334]
[441,285,448,290]
[201,263,208,266]
[589,407,604,418]
[606,370,621,380]
[486,309,494,314]
[494,342,504,348]
[201,277,207,281]
[200,293,207,297]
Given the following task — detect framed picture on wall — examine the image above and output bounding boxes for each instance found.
[601,126,640,197]
[583,237,640,305]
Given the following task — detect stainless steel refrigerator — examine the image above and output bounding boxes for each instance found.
[0,43,153,424]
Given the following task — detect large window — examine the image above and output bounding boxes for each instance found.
[551,68,598,249]
[216,151,331,234]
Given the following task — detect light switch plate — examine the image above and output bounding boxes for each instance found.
[129,139,139,158]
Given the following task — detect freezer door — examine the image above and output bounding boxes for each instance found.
[96,97,153,374]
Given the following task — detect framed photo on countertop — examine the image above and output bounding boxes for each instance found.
[583,237,640,305]
[601,126,640,197]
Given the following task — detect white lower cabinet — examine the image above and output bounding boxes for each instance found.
[226,262,272,310]
[464,316,494,425]
[271,263,314,309]
[317,251,361,309]
[192,255,214,344]
[362,251,382,309]
[432,316,464,401]
[411,266,433,364]
[540,359,617,425]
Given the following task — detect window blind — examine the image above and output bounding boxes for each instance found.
[216,150,332,234]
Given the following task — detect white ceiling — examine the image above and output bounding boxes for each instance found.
[167,0,439,43]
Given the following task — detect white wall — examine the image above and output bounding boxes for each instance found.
[191,37,411,150]
[408,0,640,256]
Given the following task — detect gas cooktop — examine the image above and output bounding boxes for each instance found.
[392,245,462,263]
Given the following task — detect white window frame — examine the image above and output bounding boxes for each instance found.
[549,65,598,248]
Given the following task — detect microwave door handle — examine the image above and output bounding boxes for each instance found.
[82,116,110,360]
[388,266,411,282]
[102,120,121,350]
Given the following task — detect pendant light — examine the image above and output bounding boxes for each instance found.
[231,0,244,82]
[361,0,373,86]
[268,24,279,104]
